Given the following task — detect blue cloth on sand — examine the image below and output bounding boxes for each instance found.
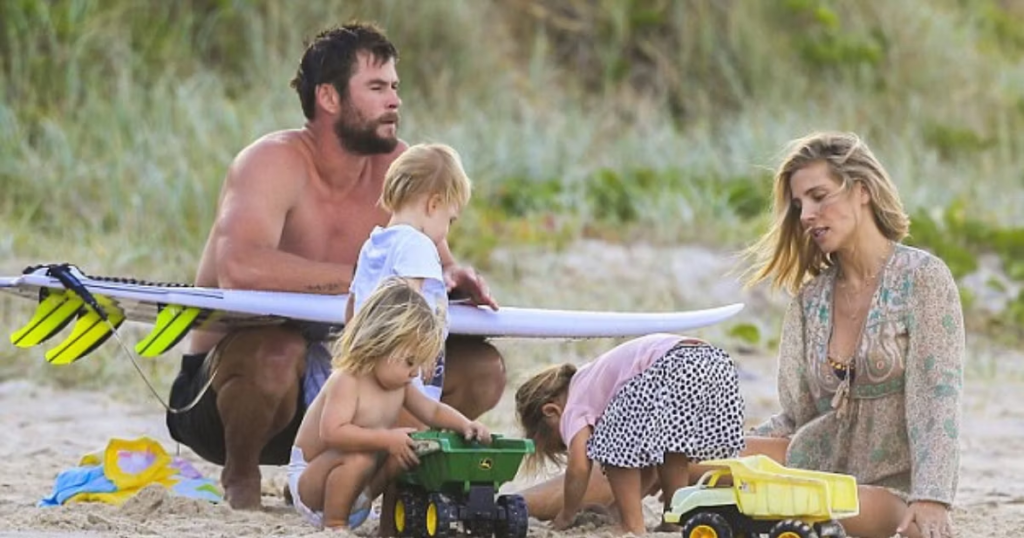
[38,465,116,507]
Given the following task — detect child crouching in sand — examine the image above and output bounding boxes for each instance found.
[289,278,492,530]
[515,334,746,535]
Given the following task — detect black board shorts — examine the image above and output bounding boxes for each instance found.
[165,349,306,466]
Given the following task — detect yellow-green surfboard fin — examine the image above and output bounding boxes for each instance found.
[11,291,84,348]
[45,297,126,365]
[195,309,224,331]
[135,305,201,357]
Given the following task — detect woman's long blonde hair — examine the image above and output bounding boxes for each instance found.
[744,132,909,294]
[331,277,445,375]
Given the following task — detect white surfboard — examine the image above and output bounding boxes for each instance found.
[1,264,744,364]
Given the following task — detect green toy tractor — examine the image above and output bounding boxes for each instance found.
[391,430,534,538]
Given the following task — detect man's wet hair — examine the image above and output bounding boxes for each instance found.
[291,22,398,120]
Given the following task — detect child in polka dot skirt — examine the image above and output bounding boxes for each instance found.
[515,333,746,535]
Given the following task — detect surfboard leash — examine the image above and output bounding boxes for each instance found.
[44,264,216,415]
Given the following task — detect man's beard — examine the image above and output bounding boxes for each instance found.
[334,100,399,155]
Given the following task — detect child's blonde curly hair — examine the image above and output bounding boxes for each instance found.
[331,277,445,375]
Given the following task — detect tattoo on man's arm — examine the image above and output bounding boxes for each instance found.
[306,281,344,293]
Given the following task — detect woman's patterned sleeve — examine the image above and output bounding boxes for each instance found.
[752,293,818,437]
[905,258,965,505]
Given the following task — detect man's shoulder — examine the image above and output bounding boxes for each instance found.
[225,129,312,187]
[236,129,310,165]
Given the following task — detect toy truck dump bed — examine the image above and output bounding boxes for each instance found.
[393,430,534,538]
[665,455,859,538]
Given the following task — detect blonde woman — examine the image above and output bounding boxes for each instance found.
[288,278,491,530]
[744,131,963,538]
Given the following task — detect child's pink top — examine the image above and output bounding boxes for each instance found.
[559,333,684,445]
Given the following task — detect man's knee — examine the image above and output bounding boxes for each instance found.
[214,327,307,396]
[442,337,507,418]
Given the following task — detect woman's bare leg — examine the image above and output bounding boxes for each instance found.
[841,486,921,538]
[519,464,614,521]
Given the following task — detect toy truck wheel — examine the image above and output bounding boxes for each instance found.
[813,520,847,538]
[495,494,528,538]
[394,489,426,537]
[465,518,494,537]
[681,512,734,538]
[425,492,456,538]
[769,519,819,538]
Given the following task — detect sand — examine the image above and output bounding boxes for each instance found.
[1,241,1022,537]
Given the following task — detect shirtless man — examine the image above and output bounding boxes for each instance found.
[165,23,505,510]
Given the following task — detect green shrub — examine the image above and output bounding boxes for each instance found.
[922,123,994,161]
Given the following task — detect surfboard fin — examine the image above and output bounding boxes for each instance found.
[10,290,84,348]
[45,296,126,365]
[135,304,202,357]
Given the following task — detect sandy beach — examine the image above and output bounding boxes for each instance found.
[1,241,1022,537]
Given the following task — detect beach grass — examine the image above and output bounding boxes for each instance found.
[2,0,1024,394]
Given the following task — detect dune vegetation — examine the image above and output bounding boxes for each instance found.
[2,0,1023,390]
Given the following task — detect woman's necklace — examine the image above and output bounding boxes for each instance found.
[827,241,895,418]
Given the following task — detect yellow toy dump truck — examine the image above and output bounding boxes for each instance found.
[664,455,859,538]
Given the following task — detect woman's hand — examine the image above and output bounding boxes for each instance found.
[897,500,954,538]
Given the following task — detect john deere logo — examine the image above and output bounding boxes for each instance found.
[478,458,493,470]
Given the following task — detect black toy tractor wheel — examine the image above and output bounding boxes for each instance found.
[394,488,426,537]
[465,518,494,537]
[424,492,457,538]
[770,519,820,538]
[681,511,734,538]
[495,494,528,538]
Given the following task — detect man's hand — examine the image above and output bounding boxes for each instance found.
[444,265,498,310]
[383,427,420,469]
[462,421,492,444]
[897,500,954,538]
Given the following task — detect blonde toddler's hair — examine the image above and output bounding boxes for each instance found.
[380,143,472,213]
[332,277,445,375]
